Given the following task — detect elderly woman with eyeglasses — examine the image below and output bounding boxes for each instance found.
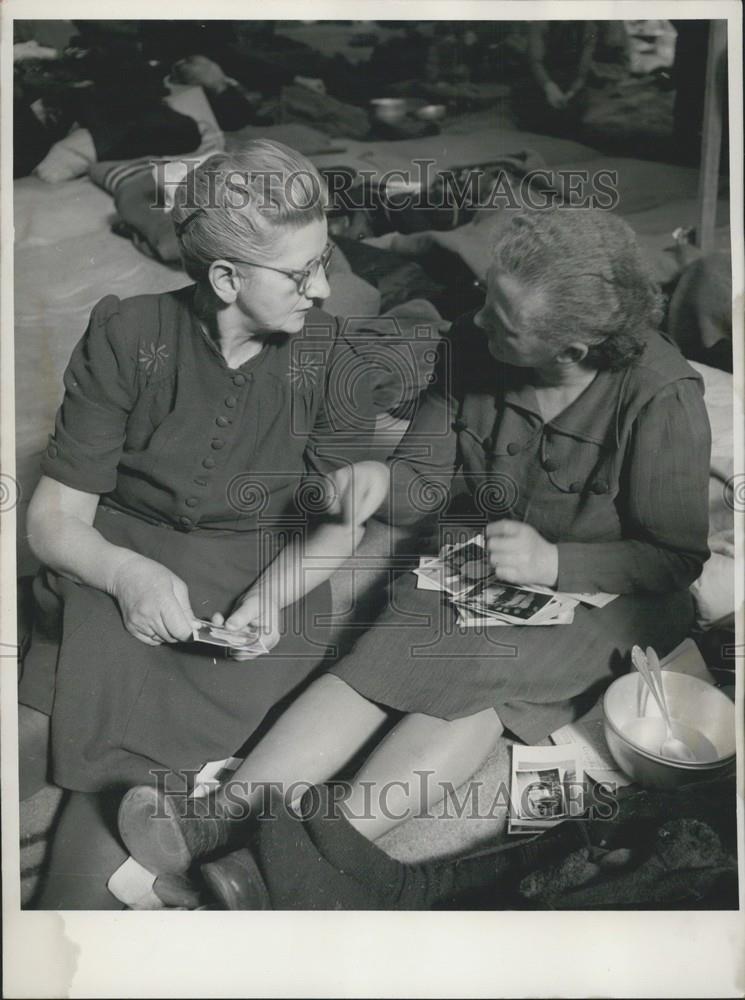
[18,140,388,908]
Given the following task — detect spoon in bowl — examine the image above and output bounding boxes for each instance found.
[630,646,698,762]
[645,646,700,763]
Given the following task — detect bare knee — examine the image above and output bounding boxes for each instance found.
[409,708,503,743]
[310,674,356,698]
[454,708,504,742]
[305,673,385,716]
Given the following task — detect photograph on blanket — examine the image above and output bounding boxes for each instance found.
[3,0,743,997]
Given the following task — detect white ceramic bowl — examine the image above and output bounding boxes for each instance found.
[603,671,736,789]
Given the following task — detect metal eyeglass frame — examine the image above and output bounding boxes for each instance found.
[223,242,335,297]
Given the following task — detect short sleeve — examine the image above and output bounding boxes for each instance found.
[305,330,380,475]
[41,296,137,494]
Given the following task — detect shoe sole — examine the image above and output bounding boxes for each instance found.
[202,849,271,910]
[119,786,192,875]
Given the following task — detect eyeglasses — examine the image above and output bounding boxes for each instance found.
[174,209,334,296]
[224,243,335,297]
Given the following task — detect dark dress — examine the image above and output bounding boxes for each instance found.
[19,287,377,792]
[327,314,712,742]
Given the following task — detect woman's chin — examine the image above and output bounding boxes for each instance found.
[280,312,309,334]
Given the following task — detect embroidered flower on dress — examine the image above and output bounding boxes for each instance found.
[138,343,170,376]
[288,356,322,391]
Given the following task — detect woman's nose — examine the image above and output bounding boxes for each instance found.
[307,265,331,301]
[473,309,485,330]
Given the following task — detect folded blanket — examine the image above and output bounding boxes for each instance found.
[224,122,342,156]
[265,84,370,139]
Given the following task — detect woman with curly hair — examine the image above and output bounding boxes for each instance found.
[120,206,711,900]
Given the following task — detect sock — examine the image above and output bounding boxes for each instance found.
[300,784,590,909]
[252,796,387,910]
[34,128,96,183]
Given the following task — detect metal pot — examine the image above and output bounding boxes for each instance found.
[370,98,407,123]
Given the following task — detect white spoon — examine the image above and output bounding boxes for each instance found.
[630,646,698,762]
[645,646,699,763]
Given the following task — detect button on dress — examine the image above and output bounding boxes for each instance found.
[19,286,377,792]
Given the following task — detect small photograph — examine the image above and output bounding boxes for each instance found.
[192,619,262,650]
[515,767,568,820]
[467,581,555,621]
[441,539,491,584]
[417,539,491,596]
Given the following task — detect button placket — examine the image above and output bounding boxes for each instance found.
[540,431,559,473]
[193,369,254,520]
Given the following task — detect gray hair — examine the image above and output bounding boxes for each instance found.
[171,139,328,282]
[490,207,663,370]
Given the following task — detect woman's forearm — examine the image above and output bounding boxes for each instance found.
[26,483,139,596]
[556,539,706,595]
[527,24,552,88]
[250,520,364,610]
[27,510,139,594]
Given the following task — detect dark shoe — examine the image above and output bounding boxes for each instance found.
[118,785,247,875]
[202,849,271,910]
[153,873,203,909]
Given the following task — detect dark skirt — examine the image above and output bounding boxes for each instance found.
[18,506,330,793]
[327,568,696,743]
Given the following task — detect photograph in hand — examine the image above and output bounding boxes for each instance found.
[192,619,268,654]
[415,538,492,597]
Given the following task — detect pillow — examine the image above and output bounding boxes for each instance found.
[224,122,339,156]
[690,551,735,630]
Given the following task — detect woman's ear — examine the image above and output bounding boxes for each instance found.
[556,341,590,365]
[208,260,242,304]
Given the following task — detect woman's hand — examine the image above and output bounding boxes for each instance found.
[212,591,281,662]
[564,77,586,102]
[111,554,196,646]
[485,520,559,587]
[544,80,568,108]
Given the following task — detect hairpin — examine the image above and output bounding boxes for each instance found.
[174,208,206,238]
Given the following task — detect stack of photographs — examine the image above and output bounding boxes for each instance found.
[508,744,585,835]
[192,618,269,656]
[413,534,616,627]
